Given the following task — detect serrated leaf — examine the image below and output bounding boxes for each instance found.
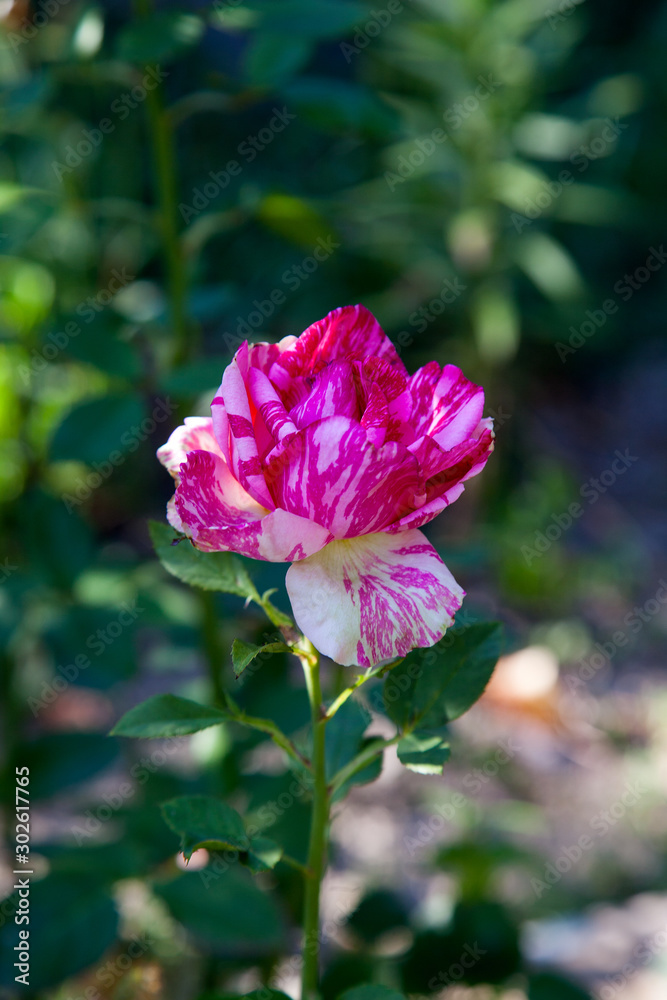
[231,638,289,678]
[110,694,228,738]
[161,795,248,859]
[149,520,258,599]
[397,728,451,775]
[385,622,503,732]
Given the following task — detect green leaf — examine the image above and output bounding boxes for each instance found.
[248,0,367,38]
[232,638,289,678]
[155,867,284,949]
[384,622,503,732]
[282,78,398,138]
[346,889,409,944]
[397,728,451,775]
[116,12,204,64]
[161,795,249,859]
[110,694,228,738]
[256,193,334,249]
[325,698,370,782]
[243,836,283,874]
[158,357,230,396]
[339,986,406,1000]
[0,876,118,990]
[66,329,141,379]
[259,590,294,629]
[23,734,119,800]
[21,488,94,589]
[527,972,593,1000]
[149,520,259,599]
[338,738,383,797]
[50,393,146,466]
[245,34,312,88]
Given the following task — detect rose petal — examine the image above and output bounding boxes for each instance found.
[384,485,465,533]
[174,450,331,561]
[393,418,494,531]
[248,368,298,448]
[428,364,485,451]
[266,415,425,538]
[212,343,275,510]
[268,305,407,404]
[290,360,360,429]
[360,380,389,448]
[285,529,464,667]
[157,417,223,481]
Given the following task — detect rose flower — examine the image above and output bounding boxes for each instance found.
[158,305,493,667]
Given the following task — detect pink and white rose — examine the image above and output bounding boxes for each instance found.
[157,305,494,667]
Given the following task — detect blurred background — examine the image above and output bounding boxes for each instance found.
[0,0,666,997]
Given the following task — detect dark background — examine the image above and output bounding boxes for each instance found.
[0,0,666,997]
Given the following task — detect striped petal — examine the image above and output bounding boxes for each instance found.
[173,450,331,561]
[157,418,223,481]
[428,364,485,451]
[268,305,407,404]
[212,343,274,510]
[391,418,494,531]
[266,415,425,538]
[285,529,464,667]
[290,360,360,428]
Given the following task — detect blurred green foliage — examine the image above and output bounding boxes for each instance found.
[1,0,665,997]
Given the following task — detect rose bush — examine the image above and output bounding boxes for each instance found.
[158,305,494,667]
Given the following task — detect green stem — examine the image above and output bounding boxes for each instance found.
[232,706,312,772]
[279,854,313,878]
[323,657,403,721]
[330,735,401,795]
[198,591,231,712]
[301,654,329,1000]
[134,0,190,364]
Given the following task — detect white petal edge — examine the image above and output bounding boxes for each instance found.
[285,529,464,667]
